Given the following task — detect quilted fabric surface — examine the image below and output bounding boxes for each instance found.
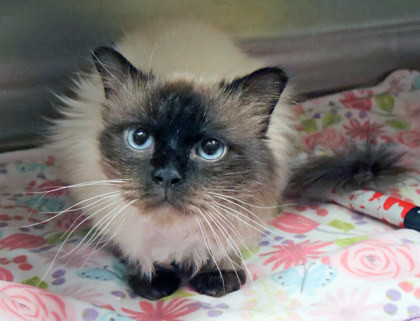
[0,70,419,321]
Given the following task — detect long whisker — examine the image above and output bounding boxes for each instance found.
[207,190,297,210]
[208,204,256,284]
[60,198,124,260]
[212,201,285,243]
[204,208,247,286]
[208,203,255,258]
[94,206,136,254]
[203,209,240,270]
[37,195,123,285]
[27,179,127,223]
[75,199,135,259]
[44,199,122,279]
[211,195,297,244]
[212,201,269,235]
[59,192,125,235]
[77,201,136,267]
[194,214,224,289]
[197,208,233,292]
[208,203,252,254]
[22,190,123,228]
[212,201,294,258]
[30,179,129,195]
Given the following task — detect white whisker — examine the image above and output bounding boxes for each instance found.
[212,199,267,232]
[197,208,232,291]
[195,214,224,289]
[94,206,136,254]
[30,179,128,195]
[78,201,136,267]
[204,208,248,286]
[22,190,123,228]
[39,196,122,279]
[60,198,124,259]
[76,199,135,259]
[212,201,294,258]
[208,190,296,210]
[212,202,277,241]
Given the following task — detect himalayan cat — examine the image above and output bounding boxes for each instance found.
[49,20,406,299]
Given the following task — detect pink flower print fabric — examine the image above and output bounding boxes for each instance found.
[0,70,419,320]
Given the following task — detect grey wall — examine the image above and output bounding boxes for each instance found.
[1,1,420,151]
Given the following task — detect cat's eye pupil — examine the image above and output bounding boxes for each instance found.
[126,127,153,150]
[133,129,149,145]
[202,139,220,156]
[196,138,225,161]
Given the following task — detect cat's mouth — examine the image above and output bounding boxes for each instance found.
[144,196,188,214]
[145,201,188,217]
[144,186,189,209]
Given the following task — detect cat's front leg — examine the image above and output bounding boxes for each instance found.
[127,265,181,300]
[189,260,246,297]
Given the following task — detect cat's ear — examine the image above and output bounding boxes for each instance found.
[92,46,147,99]
[222,67,288,134]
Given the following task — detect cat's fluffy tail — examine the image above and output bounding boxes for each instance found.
[286,143,410,201]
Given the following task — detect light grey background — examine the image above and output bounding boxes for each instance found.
[1,1,420,151]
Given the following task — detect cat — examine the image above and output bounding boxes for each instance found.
[48,20,407,299]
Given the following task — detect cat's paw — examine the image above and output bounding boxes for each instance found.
[128,268,181,300]
[189,270,246,297]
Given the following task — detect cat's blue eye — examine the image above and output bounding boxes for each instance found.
[196,138,226,161]
[126,127,153,150]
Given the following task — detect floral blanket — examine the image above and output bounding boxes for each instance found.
[0,70,419,321]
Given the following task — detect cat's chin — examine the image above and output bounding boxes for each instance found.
[144,202,189,218]
[141,203,194,227]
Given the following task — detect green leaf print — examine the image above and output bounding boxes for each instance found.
[241,245,260,260]
[375,94,395,113]
[21,276,48,289]
[46,232,68,245]
[386,119,410,130]
[162,289,196,301]
[334,235,368,247]
[301,119,318,133]
[328,219,354,232]
[46,228,91,244]
[322,112,341,128]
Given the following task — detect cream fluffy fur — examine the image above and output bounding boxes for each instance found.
[49,20,295,276]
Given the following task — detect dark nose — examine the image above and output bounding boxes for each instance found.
[152,167,182,187]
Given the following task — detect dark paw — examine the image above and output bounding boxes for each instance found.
[189,270,246,297]
[128,268,181,300]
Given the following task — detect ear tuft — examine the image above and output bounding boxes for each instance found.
[223,67,288,135]
[92,46,146,98]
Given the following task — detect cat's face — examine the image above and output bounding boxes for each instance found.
[93,47,287,222]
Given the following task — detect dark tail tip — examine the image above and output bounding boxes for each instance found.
[286,143,409,201]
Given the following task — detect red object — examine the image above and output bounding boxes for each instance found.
[270,212,319,233]
[339,91,373,111]
[12,255,27,264]
[19,263,33,271]
[0,267,13,281]
[0,234,46,250]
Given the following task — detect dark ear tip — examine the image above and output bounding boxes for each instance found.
[247,67,288,95]
[274,68,288,91]
[274,67,288,83]
[221,66,288,95]
[256,67,288,84]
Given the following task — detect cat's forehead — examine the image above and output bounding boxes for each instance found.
[147,83,212,142]
[149,83,207,125]
[137,81,228,138]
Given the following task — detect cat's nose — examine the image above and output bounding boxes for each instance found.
[152,167,182,187]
